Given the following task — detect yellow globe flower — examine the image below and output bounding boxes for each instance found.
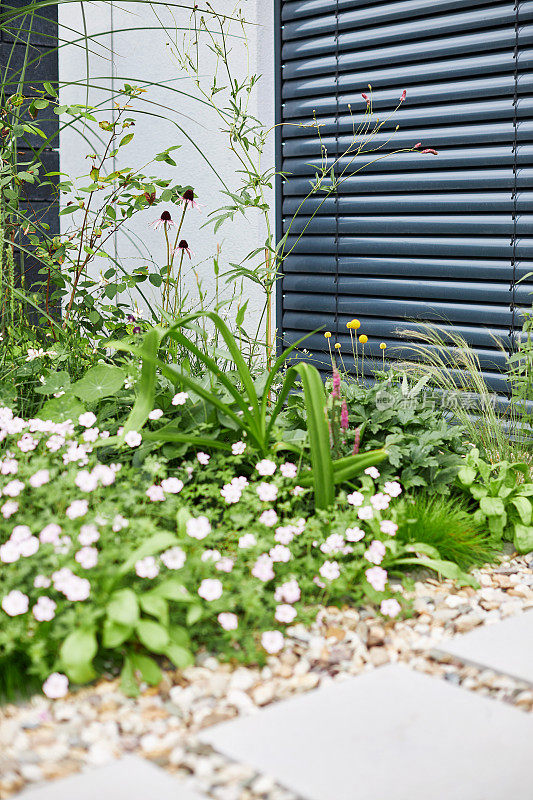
[334,342,341,349]
[350,319,361,330]
[359,334,368,344]
[324,331,332,339]
[379,342,387,350]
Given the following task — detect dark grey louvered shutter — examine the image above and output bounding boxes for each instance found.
[276,0,533,392]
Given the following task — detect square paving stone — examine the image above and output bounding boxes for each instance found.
[200,664,533,800]
[18,755,206,800]
[434,610,533,685]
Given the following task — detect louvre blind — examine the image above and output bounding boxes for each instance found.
[276,0,533,391]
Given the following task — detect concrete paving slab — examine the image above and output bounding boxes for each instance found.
[17,755,206,800]
[201,664,533,800]
[434,610,533,685]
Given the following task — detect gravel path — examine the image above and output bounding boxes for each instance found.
[1,552,533,800]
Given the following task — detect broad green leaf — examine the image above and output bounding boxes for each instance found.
[60,627,98,683]
[397,557,478,588]
[107,589,139,626]
[34,370,71,396]
[102,619,132,648]
[139,594,169,625]
[457,466,477,486]
[514,524,533,554]
[136,620,169,653]
[151,579,192,603]
[511,496,532,526]
[129,653,162,686]
[186,604,203,625]
[120,655,140,697]
[70,364,126,402]
[40,394,85,423]
[165,643,194,669]
[479,496,506,517]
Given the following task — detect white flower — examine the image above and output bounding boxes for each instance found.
[33,596,57,622]
[82,427,100,443]
[365,540,386,565]
[135,556,160,579]
[275,579,301,604]
[0,458,18,475]
[0,541,20,563]
[11,525,31,542]
[34,575,51,589]
[112,514,128,532]
[231,476,248,490]
[186,516,211,540]
[275,604,297,624]
[320,533,345,554]
[17,433,38,453]
[357,505,374,521]
[29,469,50,488]
[319,560,340,581]
[347,490,364,507]
[146,485,165,502]
[148,408,164,420]
[384,481,402,497]
[40,523,61,544]
[252,554,275,582]
[381,598,402,618]
[365,466,380,479]
[216,557,234,573]
[161,477,183,494]
[218,612,238,630]
[256,459,276,476]
[1,500,18,519]
[19,536,39,557]
[172,392,189,406]
[269,544,291,563]
[345,526,365,542]
[261,630,284,654]
[197,451,210,465]
[198,578,223,601]
[124,430,142,448]
[221,483,242,504]
[231,441,246,455]
[380,520,398,536]
[92,464,115,486]
[75,470,98,493]
[292,485,305,496]
[274,525,295,545]
[42,672,69,699]
[3,479,24,497]
[161,547,186,570]
[46,434,65,452]
[201,549,221,563]
[256,483,278,502]
[238,533,256,549]
[259,509,278,527]
[280,462,298,479]
[365,566,388,592]
[66,499,88,520]
[54,535,72,555]
[370,492,391,511]
[78,412,97,428]
[2,590,29,616]
[62,575,90,602]
[75,546,98,569]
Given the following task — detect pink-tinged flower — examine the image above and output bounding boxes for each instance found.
[174,239,193,259]
[161,477,184,494]
[54,535,72,555]
[381,598,401,618]
[400,89,407,102]
[0,541,19,563]
[361,92,370,105]
[32,596,56,622]
[46,434,64,452]
[314,576,326,588]
[331,368,341,399]
[92,464,115,487]
[124,430,142,448]
[186,515,211,539]
[370,492,391,511]
[256,459,277,476]
[365,467,380,479]
[347,490,364,507]
[292,485,305,497]
[380,520,398,536]
[0,458,18,475]
[2,590,29,616]
[17,433,38,452]
[365,540,386,565]
[161,546,186,570]
[75,546,98,569]
[146,485,165,502]
[171,392,189,406]
[231,475,248,490]
[421,148,438,155]
[1,500,18,519]
[260,509,278,527]
[201,549,221,563]
[216,557,234,573]
[280,462,298,479]
[345,526,365,542]
[218,612,238,630]
[78,412,97,428]
[34,575,51,589]
[275,579,301,604]
[353,427,360,455]
[3,479,24,497]
[29,469,50,488]
[365,566,388,591]
[252,554,275,582]
[148,408,164,420]
[135,556,160,579]
[358,505,374,520]
[112,514,128,532]
[232,441,246,455]
[150,209,175,230]
[238,533,256,549]
[340,400,349,430]
[19,536,39,557]
[275,604,297,624]
[274,525,295,545]
[269,544,291,563]
[179,188,203,210]
[384,481,402,497]
[11,524,31,542]
[40,523,61,544]
[221,483,242,504]
[256,482,278,502]
[198,578,223,601]
[320,533,345,555]
[319,560,340,581]
[66,499,88,520]
[63,575,90,602]
[261,630,284,654]
[197,451,210,465]
[42,672,69,699]
[75,470,98,493]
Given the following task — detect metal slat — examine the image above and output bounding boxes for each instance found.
[282,192,533,214]
[285,213,533,236]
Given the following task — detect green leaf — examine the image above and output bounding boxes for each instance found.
[186,605,203,625]
[480,496,506,517]
[107,589,139,626]
[398,557,478,588]
[120,655,140,697]
[70,364,126,402]
[514,524,533,553]
[102,619,132,648]
[129,653,162,686]
[457,466,477,486]
[511,496,532,526]
[120,133,134,147]
[60,627,98,684]
[139,594,169,625]
[34,370,71,396]
[151,579,192,603]
[165,643,194,669]
[136,620,170,653]
[40,394,85,423]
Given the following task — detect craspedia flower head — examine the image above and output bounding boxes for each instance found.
[359,334,368,344]
[379,342,387,350]
[349,319,361,330]
[334,342,341,350]
[324,331,332,339]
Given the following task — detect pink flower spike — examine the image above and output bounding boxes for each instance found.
[341,399,349,430]
[414,142,422,149]
[421,148,438,155]
[361,92,370,105]
[400,89,407,102]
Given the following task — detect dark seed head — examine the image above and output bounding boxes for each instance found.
[178,239,189,249]
[160,210,172,222]
[183,189,195,202]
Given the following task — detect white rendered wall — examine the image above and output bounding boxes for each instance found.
[58,0,275,330]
